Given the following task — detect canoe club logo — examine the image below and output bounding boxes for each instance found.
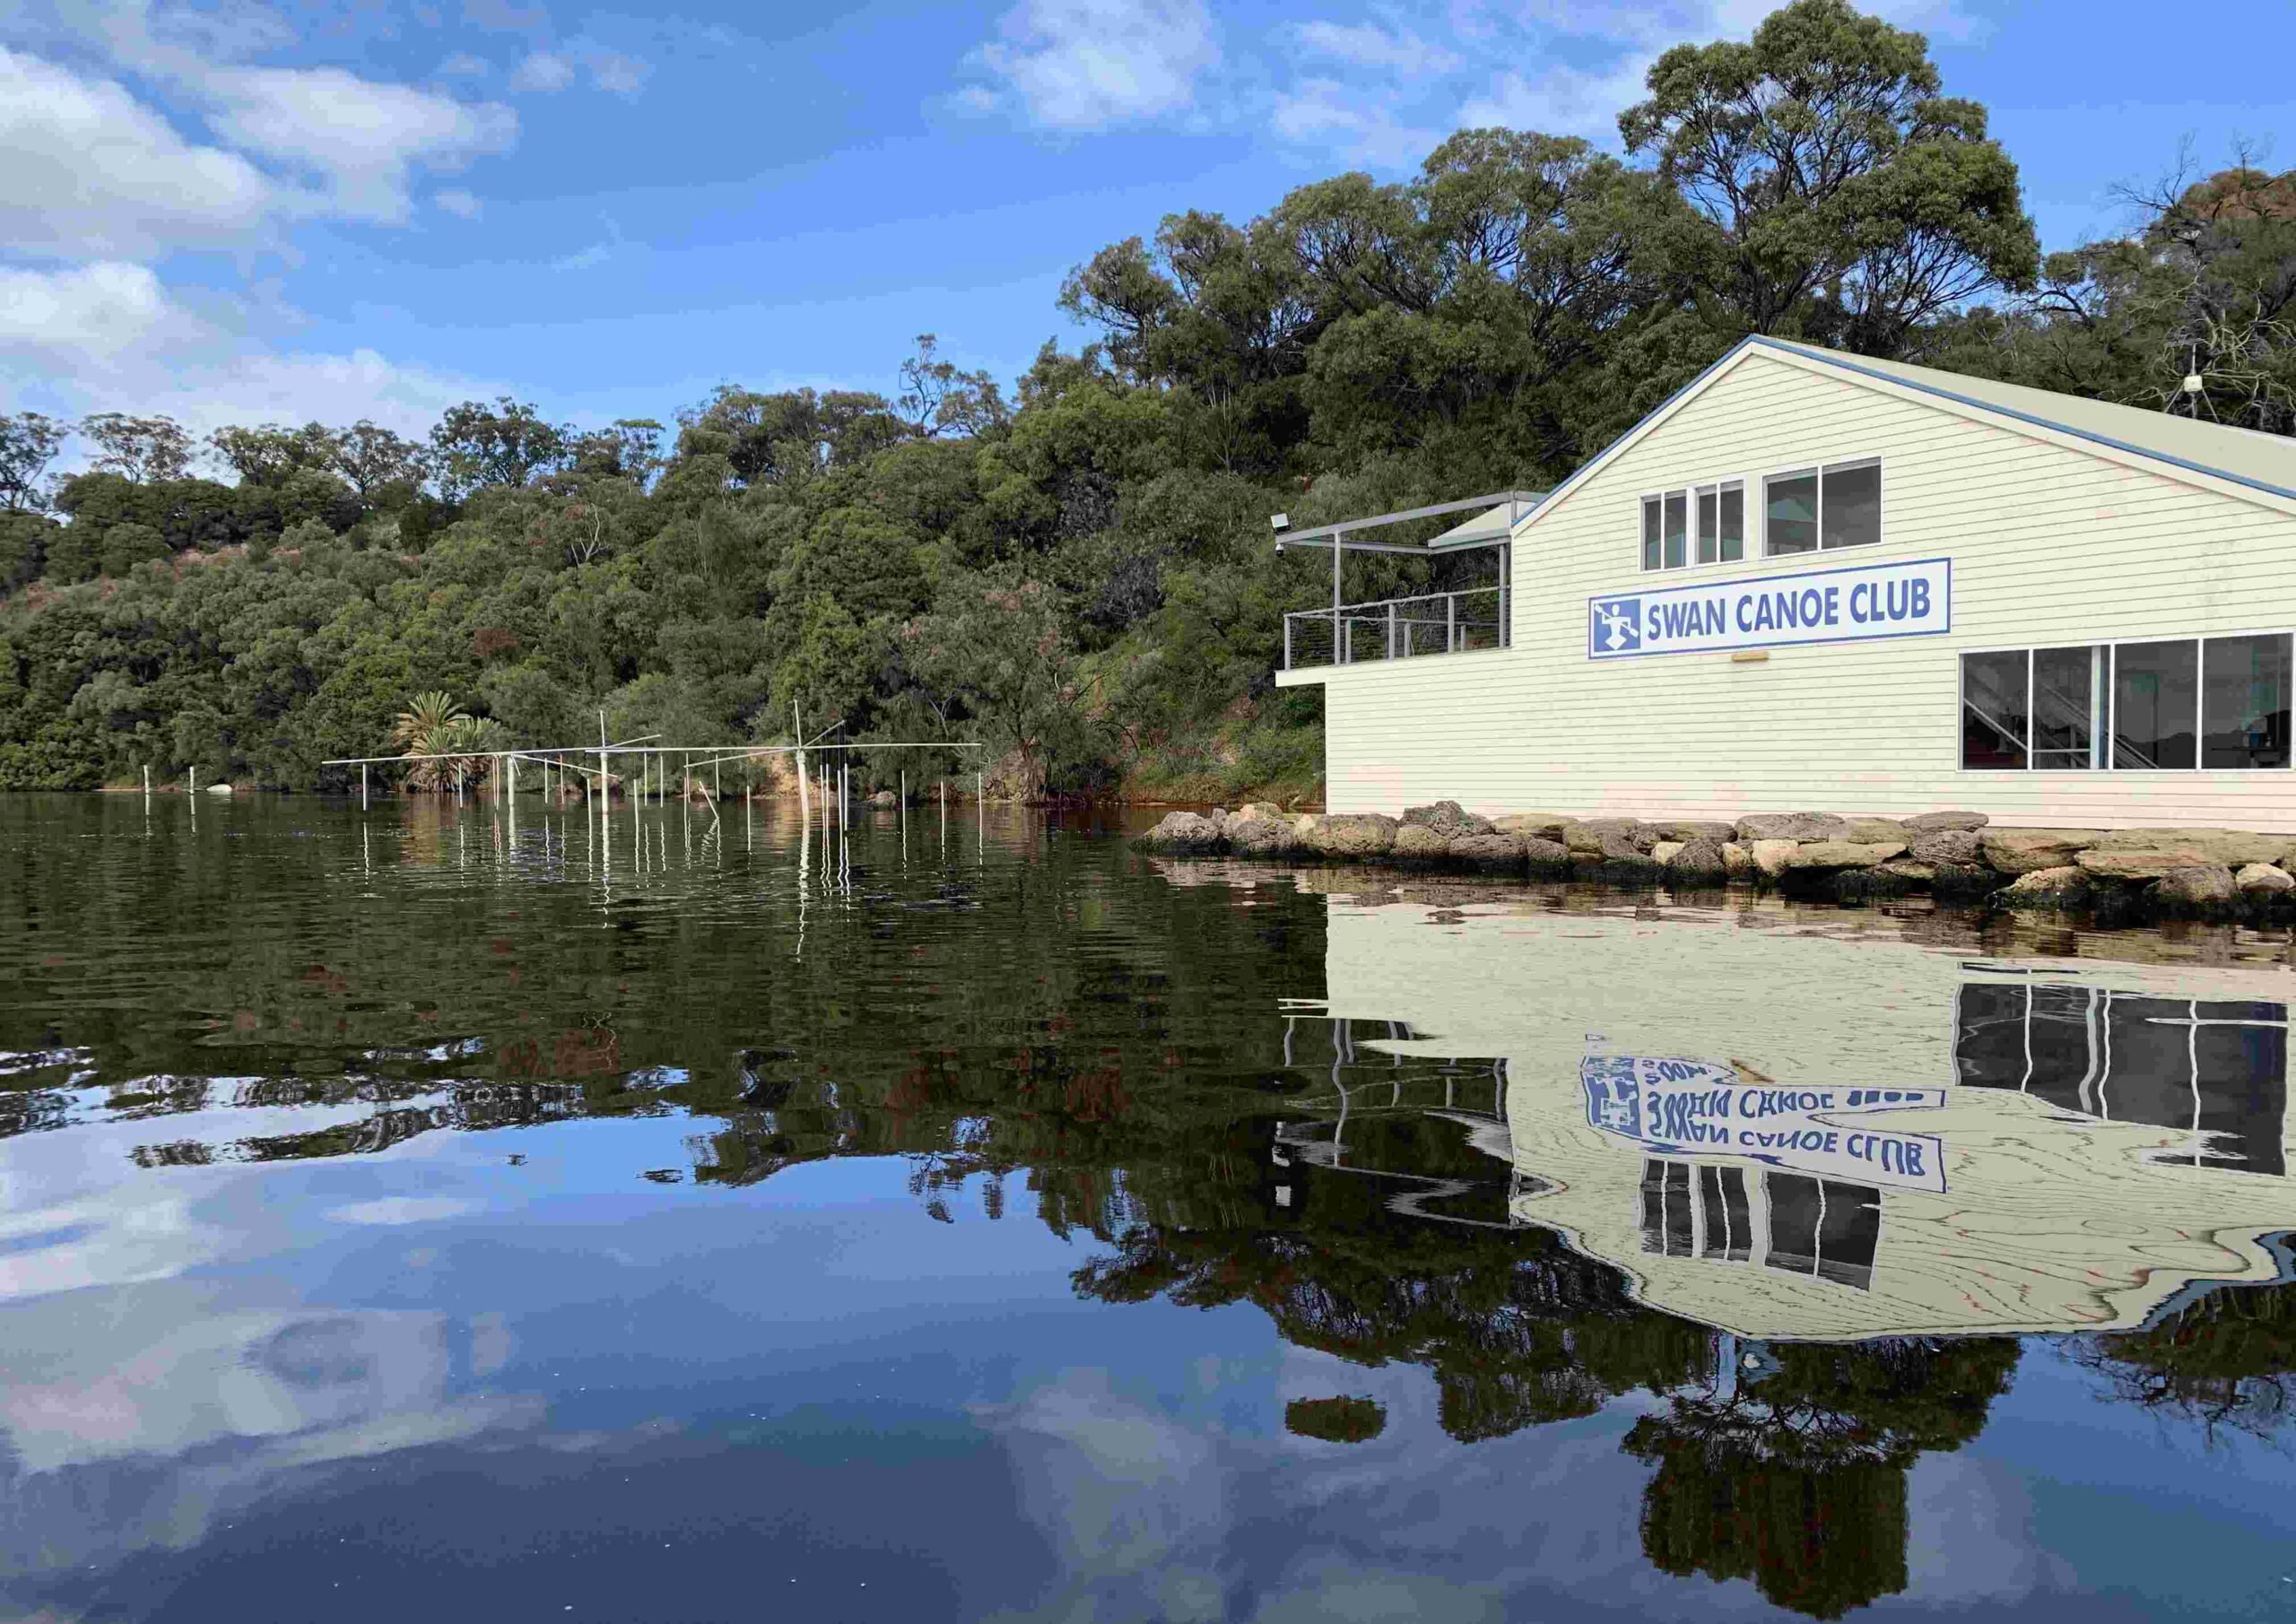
[1591,596,1641,653]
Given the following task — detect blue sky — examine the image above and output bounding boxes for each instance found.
[3,0,2293,453]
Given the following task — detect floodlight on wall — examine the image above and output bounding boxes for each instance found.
[1269,513,1291,532]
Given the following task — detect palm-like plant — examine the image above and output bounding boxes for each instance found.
[388,690,474,791]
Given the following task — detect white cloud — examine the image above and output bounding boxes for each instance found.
[0,262,482,441]
[1456,56,1657,143]
[1274,79,1440,170]
[1294,19,1462,78]
[434,187,483,218]
[509,48,575,91]
[974,0,1217,129]
[587,50,648,96]
[326,1197,482,1224]
[202,63,517,221]
[0,48,282,260]
[437,50,489,77]
[552,243,612,272]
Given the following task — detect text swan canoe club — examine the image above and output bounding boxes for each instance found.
[1587,557,1952,660]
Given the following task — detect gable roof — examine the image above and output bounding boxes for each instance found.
[1516,334,2296,536]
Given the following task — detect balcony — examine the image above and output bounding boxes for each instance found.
[1283,586,1509,672]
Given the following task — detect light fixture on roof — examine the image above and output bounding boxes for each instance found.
[1269,512,1292,533]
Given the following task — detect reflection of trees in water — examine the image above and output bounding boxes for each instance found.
[1624,1338,2018,1620]
[2074,1277,2296,1447]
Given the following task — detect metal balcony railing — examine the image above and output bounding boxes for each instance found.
[1283,586,1509,671]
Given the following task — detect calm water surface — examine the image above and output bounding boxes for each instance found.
[6,793,2296,1621]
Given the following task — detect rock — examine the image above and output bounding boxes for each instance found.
[1721,841,1755,878]
[1750,838,1800,878]
[1229,817,1301,855]
[1931,863,1999,898]
[1139,811,1226,852]
[1996,864,2092,906]
[1522,837,1572,873]
[1316,813,1398,858]
[2152,864,2238,908]
[1670,837,1729,881]
[1401,799,1494,838]
[1237,802,1287,821]
[1979,827,2100,874]
[1736,812,1852,841]
[1561,817,1645,855]
[1651,820,1738,843]
[1782,840,1908,870]
[1596,830,1648,862]
[1908,829,1982,865]
[1902,810,1988,832]
[204,782,234,796]
[2088,828,2289,867]
[869,788,898,807]
[1842,818,1909,844]
[2238,862,2296,894]
[2076,847,2228,881]
[1649,840,1684,864]
[1449,831,1526,869]
[1492,812,1567,841]
[1391,824,1451,863]
[1876,858,1936,882]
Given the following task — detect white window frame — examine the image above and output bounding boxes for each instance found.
[1761,456,1885,559]
[1955,629,2296,774]
[1638,477,1749,574]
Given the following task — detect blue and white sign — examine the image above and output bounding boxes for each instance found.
[1587,556,1952,660]
[1581,1055,1948,1193]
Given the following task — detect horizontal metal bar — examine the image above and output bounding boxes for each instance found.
[1271,490,1543,551]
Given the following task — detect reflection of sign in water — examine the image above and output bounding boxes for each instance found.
[1581,1055,1947,1193]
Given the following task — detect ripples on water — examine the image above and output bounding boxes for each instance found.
[5,792,2296,1621]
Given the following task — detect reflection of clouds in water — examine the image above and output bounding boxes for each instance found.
[325,1196,481,1225]
[976,1351,1677,1622]
[1906,1451,2072,1602]
[0,1280,542,1576]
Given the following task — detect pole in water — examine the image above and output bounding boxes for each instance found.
[190,765,196,796]
[143,764,151,798]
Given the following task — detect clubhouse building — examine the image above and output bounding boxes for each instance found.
[1276,336,2296,831]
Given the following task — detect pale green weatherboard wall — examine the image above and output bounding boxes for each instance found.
[1281,346,2296,830]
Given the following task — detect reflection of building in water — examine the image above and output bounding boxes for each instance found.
[1306,895,2296,1340]
[1640,1160,1882,1290]
[1955,984,2288,1175]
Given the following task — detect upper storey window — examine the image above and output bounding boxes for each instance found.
[1764,458,1882,556]
[1639,481,1744,572]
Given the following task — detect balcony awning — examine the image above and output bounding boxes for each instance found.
[1272,490,1545,556]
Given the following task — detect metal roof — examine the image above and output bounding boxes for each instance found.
[1271,490,1545,554]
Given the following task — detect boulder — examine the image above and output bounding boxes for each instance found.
[1736,812,1853,841]
[2088,828,2289,867]
[1781,840,1908,870]
[1449,831,1527,869]
[1903,810,1989,833]
[1492,812,1568,841]
[1229,817,1301,856]
[1596,830,1648,862]
[869,788,898,807]
[1979,827,2100,874]
[1401,799,1494,838]
[1651,820,1739,843]
[2152,864,2238,908]
[1522,837,1572,873]
[1237,802,1287,821]
[1720,841,1756,879]
[1931,863,2000,898]
[1316,813,1398,858]
[1908,829,1982,865]
[1139,811,1226,852]
[1649,841,1684,865]
[1996,864,2092,906]
[2237,862,2296,894]
[1391,824,1451,863]
[1561,817,1646,854]
[1876,858,1936,882]
[1670,837,1730,882]
[1842,817,1910,844]
[2077,847,2227,881]
[1750,838,1800,878]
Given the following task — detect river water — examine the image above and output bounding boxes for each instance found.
[4,792,2296,1621]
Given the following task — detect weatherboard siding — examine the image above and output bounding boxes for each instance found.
[1295,349,2296,830]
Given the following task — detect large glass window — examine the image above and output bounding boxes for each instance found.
[2032,646,2100,770]
[2112,639,2199,769]
[1694,482,1744,565]
[2203,633,2293,769]
[1663,491,1687,569]
[1961,650,2031,769]
[1640,497,1660,571]
[1764,458,1880,556]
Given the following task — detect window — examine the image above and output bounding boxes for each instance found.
[1961,634,2293,772]
[2203,633,2293,769]
[2112,639,2197,769]
[1639,480,1744,572]
[1764,458,1882,556]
